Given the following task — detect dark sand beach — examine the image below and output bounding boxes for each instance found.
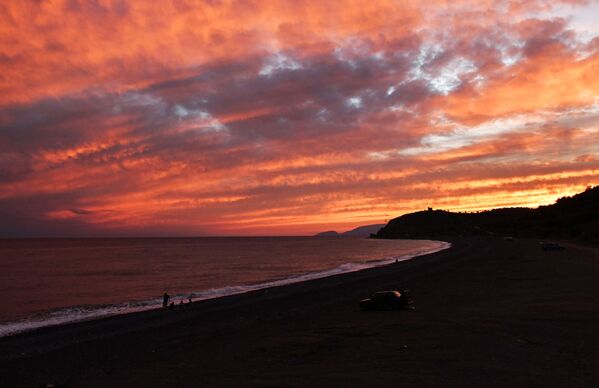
[1,237,599,387]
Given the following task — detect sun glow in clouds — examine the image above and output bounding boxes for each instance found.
[0,0,598,236]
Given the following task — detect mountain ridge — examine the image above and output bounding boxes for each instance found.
[315,224,386,237]
[375,186,599,241]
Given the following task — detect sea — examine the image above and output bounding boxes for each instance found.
[0,237,449,337]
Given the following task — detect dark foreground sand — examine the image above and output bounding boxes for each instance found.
[1,237,599,387]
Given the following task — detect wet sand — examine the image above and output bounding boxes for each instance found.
[1,237,599,387]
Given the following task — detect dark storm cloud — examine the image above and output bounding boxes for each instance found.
[0,0,597,235]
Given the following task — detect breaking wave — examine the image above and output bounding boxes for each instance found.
[0,241,450,338]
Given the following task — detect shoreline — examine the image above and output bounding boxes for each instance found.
[2,237,599,387]
[0,239,450,339]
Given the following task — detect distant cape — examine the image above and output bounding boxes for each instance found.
[315,224,386,237]
[315,230,339,237]
[375,186,599,241]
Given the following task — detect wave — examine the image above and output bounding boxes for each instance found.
[0,240,450,338]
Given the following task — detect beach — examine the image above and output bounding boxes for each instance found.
[1,237,599,387]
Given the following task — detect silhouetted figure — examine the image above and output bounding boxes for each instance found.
[163,292,170,309]
[169,302,175,310]
[188,294,193,304]
[179,300,184,308]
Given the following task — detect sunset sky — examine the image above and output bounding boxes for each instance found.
[1,0,598,236]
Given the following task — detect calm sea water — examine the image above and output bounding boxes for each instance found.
[0,237,449,337]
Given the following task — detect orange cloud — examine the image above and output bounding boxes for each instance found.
[0,0,598,236]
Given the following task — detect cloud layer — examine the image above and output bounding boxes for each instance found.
[1,0,598,236]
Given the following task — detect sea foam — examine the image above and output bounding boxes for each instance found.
[0,240,450,338]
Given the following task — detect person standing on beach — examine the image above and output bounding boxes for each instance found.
[163,292,169,309]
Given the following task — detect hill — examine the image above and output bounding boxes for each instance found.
[315,224,385,237]
[315,230,339,237]
[376,186,599,241]
[341,224,386,237]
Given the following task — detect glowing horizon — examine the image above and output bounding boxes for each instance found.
[1,0,598,237]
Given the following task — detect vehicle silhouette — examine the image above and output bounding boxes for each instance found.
[359,290,411,311]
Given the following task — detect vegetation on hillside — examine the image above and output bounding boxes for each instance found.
[375,186,599,241]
